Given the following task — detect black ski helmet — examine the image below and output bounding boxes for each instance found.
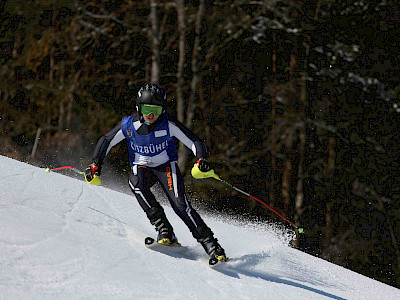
[136,84,167,115]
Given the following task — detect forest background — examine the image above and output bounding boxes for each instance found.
[1,0,400,289]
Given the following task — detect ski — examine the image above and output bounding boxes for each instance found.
[144,237,186,255]
[209,256,221,267]
[144,237,229,268]
[144,236,158,247]
[208,256,230,268]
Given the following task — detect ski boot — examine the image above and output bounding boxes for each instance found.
[147,206,180,246]
[200,236,228,262]
[196,226,228,262]
[156,227,180,246]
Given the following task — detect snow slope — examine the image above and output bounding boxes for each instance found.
[1,155,399,300]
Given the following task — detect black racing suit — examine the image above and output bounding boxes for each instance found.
[91,114,214,242]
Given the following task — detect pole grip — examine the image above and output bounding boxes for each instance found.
[191,163,221,180]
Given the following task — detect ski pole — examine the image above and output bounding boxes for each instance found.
[218,178,303,233]
[44,165,101,185]
[45,166,84,174]
[191,164,304,233]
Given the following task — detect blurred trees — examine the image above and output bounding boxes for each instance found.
[1,0,400,288]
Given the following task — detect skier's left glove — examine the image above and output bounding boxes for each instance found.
[85,162,102,182]
[197,158,212,172]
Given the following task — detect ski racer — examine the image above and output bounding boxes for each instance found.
[85,83,227,262]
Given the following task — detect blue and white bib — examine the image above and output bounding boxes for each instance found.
[121,114,178,166]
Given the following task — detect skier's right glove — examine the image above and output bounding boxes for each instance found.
[197,158,212,172]
[85,162,101,183]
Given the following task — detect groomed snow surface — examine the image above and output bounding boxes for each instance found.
[1,155,399,300]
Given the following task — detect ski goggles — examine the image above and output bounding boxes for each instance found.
[141,104,163,116]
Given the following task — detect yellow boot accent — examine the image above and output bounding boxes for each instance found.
[215,254,229,262]
[158,238,181,246]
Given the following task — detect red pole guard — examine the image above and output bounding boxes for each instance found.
[247,194,298,229]
[49,166,83,174]
[50,166,75,171]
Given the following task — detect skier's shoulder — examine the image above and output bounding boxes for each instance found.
[161,113,173,122]
[165,113,184,128]
[121,114,140,127]
[165,114,200,140]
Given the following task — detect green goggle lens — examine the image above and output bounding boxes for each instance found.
[141,104,163,116]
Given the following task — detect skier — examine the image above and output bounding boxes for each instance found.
[85,83,227,262]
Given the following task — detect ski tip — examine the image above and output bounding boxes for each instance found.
[209,257,219,266]
[209,256,229,267]
[145,237,155,246]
